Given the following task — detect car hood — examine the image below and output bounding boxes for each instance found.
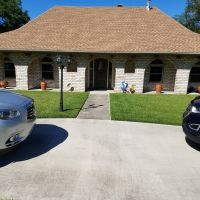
[0,90,32,108]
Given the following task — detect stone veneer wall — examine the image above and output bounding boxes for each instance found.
[28,59,40,89]
[9,53,30,90]
[0,52,199,94]
[0,55,16,87]
[112,55,199,94]
[2,53,88,92]
[143,60,177,92]
[28,58,59,89]
[112,57,150,93]
[60,55,88,92]
[85,65,89,90]
[174,59,198,94]
[114,65,146,93]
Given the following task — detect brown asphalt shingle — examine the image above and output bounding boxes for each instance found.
[0,6,200,54]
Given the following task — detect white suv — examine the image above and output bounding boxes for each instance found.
[0,90,36,151]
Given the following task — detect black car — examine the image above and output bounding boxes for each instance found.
[183,96,200,143]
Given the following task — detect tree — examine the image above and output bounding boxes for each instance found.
[0,0,30,33]
[175,0,200,33]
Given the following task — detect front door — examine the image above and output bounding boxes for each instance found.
[94,59,108,89]
[89,59,112,90]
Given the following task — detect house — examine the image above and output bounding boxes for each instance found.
[0,5,200,93]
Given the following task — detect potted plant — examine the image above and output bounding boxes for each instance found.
[0,80,8,89]
[197,86,200,93]
[40,80,47,91]
[156,84,162,94]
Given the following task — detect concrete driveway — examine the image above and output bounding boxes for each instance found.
[0,119,199,200]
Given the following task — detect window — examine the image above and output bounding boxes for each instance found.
[4,57,15,78]
[190,62,200,82]
[149,59,163,82]
[41,57,54,80]
[125,60,135,73]
[67,59,77,72]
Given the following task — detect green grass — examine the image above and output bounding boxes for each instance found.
[15,91,89,118]
[110,93,198,125]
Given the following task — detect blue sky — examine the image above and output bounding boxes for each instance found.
[22,0,187,20]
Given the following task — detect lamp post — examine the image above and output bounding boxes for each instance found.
[56,54,71,112]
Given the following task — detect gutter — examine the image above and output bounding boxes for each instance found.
[0,48,200,55]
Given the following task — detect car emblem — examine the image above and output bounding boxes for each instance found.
[189,124,200,132]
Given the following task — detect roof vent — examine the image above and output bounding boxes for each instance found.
[117,4,124,7]
[146,0,151,11]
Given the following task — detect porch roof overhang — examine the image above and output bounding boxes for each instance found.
[0,48,200,56]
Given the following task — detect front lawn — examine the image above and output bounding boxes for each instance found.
[110,94,198,125]
[15,91,88,118]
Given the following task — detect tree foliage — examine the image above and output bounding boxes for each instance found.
[175,0,200,33]
[0,0,30,33]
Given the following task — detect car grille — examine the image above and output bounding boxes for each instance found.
[27,104,36,121]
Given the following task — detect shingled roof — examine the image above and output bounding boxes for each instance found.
[0,6,200,54]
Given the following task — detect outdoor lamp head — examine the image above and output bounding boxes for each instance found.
[56,55,62,65]
[67,55,71,65]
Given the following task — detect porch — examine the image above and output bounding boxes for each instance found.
[0,53,199,94]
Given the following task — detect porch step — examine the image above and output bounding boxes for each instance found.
[77,93,110,120]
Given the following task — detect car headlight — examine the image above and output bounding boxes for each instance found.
[191,106,200,113]
[0,110,20,120]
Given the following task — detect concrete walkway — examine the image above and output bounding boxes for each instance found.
[77,93,110,120]
[0,119,200,200]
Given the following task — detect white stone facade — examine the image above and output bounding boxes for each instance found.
[0,52,199,94]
